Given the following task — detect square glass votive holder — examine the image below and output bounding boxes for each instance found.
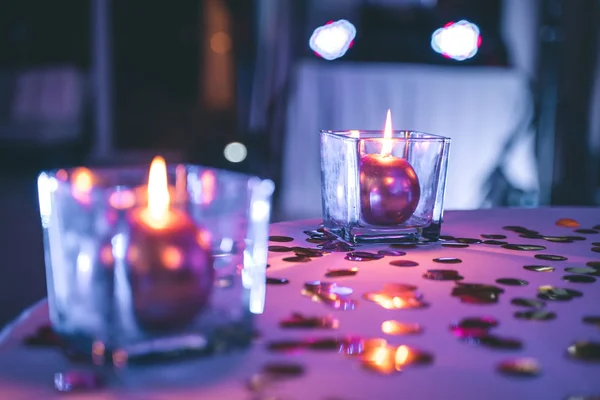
[37,163,274,361]
[321,130,450,243]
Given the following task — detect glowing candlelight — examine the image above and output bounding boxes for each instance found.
[381,109,393,157]
[359,111,421,225]
[122,156,214,330]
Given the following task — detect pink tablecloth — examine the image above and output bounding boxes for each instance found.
[1,208,599,399]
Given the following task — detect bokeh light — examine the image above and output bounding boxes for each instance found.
[224,142,247,163]
[309,19,356,61]
[431,20,481,61]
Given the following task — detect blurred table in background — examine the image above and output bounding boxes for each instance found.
[281,61,538,220]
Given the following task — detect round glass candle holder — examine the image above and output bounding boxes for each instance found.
[320,130,450,243]
[37,164,274,361]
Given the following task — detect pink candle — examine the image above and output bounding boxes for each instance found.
[125,157,214,331]
[359,111,420,225]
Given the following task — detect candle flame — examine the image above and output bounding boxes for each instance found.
[148,156,170,222]
[71,167,93,204]
[72,167,93,192]
[381,109,393,157]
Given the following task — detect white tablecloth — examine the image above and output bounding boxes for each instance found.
[1,208,599,399]
[281,61,539,219]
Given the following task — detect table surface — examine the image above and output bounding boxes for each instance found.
[1,208,600,399]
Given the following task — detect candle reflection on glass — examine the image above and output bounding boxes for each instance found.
[359,110,420,225]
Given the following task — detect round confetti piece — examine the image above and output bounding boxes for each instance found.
[424,269,464,281]
[523,265,555,273]
[455,238,482,244]
[481,234,507,239]
[582,316,600,326]
[282,256,311,263]
[587,261,600,268]
[268,245,293,252]
[502,244,547,251]
[514,310,557,321]
[266,277,289,285]
[574,229,599,235]
[269,235,294,243]
[556,218,580,228]
[473,335,523,350]
[325,268,358,278]
[497,358,541,377]
[564,267,600,275]
[389,260,419,267]
[432,257,462,264]
[377,250,406,256]
[537,286,582,301]
[502,225,530,232]
[511,298,545,308]
[542,236,575,243]
[567,341,600,362]
[293,247,326,257]
[345,251,384,261]
[442,243,469,248]
[496,278,529,286]
[440,235,456,241]
[482,240,509,245]
[562,275,597,283]
[381,320,423,335]
[534,254,568,261]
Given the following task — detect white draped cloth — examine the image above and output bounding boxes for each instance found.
[281,61,538,219]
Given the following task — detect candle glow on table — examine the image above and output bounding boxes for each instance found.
[124,156,214,331]
[359,110,420,225]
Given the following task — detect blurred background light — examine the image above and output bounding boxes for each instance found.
[309,19,356,61]
[431,20,481,61]
[223,142,247,163]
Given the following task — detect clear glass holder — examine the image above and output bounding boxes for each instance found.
[320,130,450,243]
[37,164,274,363]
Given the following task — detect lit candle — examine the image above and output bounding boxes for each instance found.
[125,156,214,331]
[359,110,420,225]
